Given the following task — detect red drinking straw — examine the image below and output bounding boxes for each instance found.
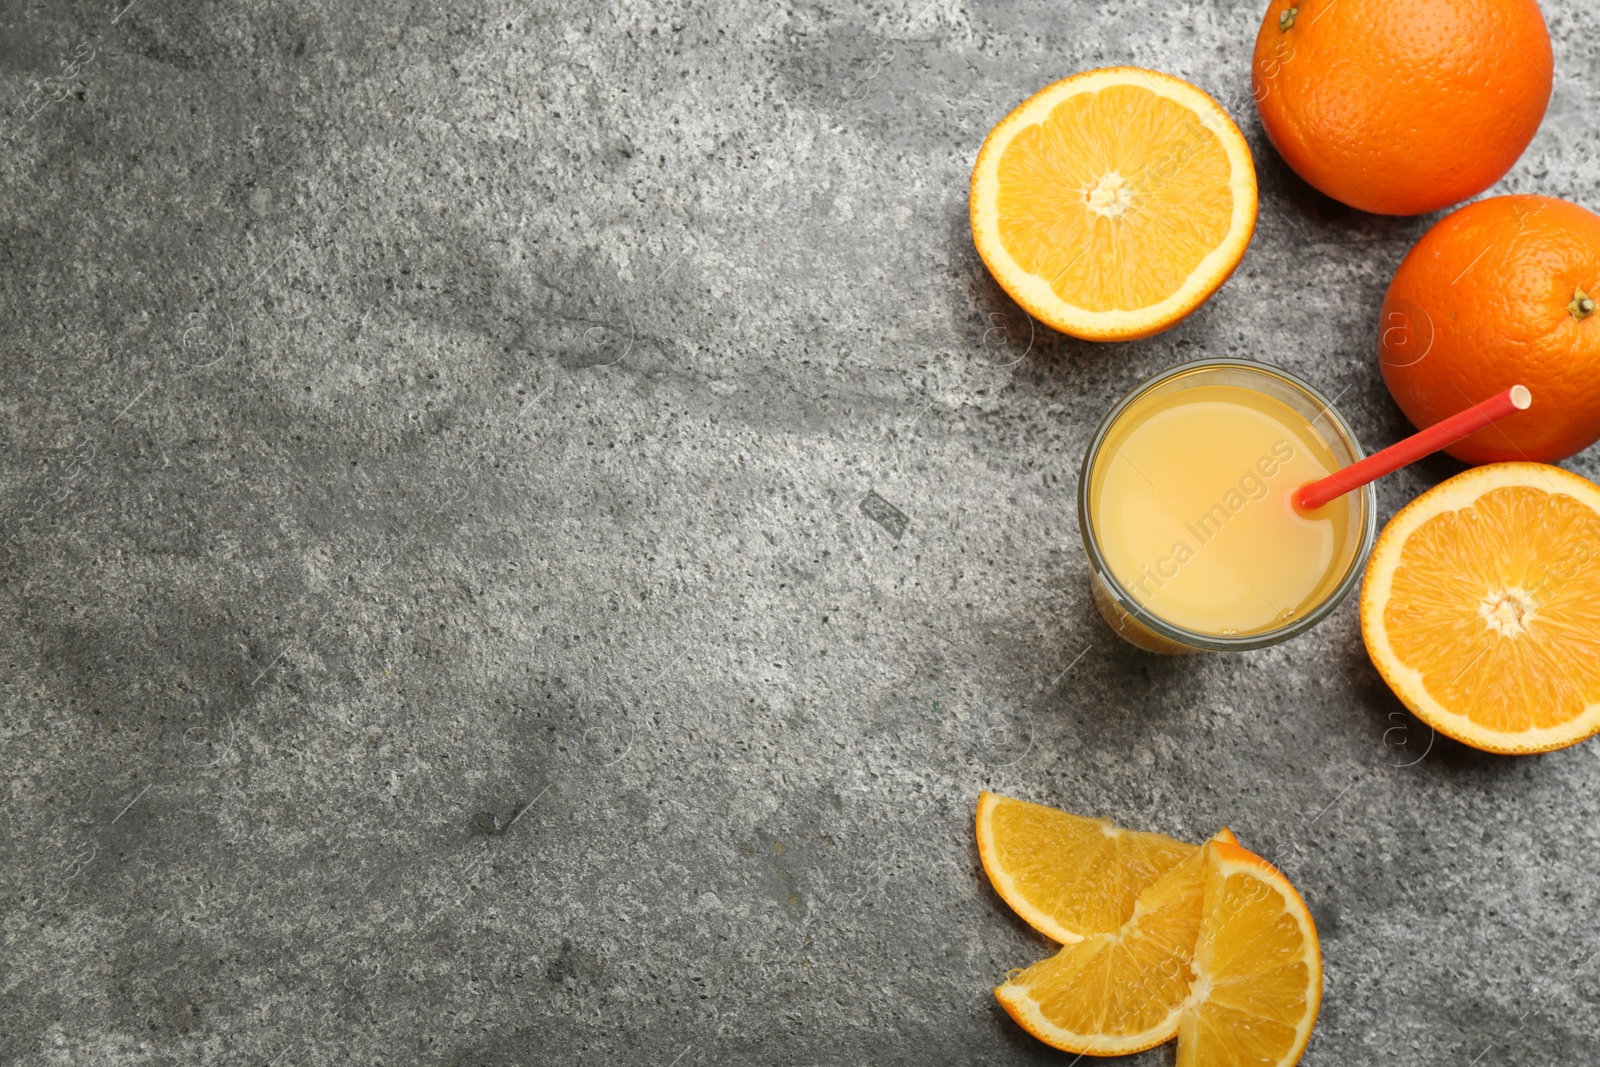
[1293,385,1533,511]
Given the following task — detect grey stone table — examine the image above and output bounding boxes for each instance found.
[4,1,1599,1064]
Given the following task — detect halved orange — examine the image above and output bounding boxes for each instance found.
[995,830,1237,1056]
[1361,462,1600,754]
[976,791,1195,943]
[1176,840,1322,1067]
[970,67,1258,341]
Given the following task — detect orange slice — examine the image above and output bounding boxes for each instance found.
[997,837,1321,1064]
[995,830,1237,1056]
[970,67,1258,342]
[1176,840,1322,1067]
[976,791,1195,943]
[1361,462,1600,754]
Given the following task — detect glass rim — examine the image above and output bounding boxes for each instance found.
[1077,357,1379,652]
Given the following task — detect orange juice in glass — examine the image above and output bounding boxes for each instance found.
[1078,359,1376,652]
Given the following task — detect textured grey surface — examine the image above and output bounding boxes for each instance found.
[4,1,1600,1064]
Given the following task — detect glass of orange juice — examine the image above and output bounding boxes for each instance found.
[1078,359,1376,652]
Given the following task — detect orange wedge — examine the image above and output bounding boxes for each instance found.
[995,830,1237,1056]
[1176,840,1322,1067]
[1361,463,1600,754]
[970,67,1258,342]
[997,836,1320,1065]
[976,791,1195,943]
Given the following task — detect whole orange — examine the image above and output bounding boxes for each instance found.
[1378,196,1600,464]
[1252,0,1552,216]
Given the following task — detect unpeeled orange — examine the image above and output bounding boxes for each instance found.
[1378,195,1600,464]
[1252,0,1551,216]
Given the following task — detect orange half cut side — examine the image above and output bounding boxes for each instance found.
[970,67,1258,341]
[1361,462,1600,754]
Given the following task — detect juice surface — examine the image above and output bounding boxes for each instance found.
[1090,383,1353,635]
